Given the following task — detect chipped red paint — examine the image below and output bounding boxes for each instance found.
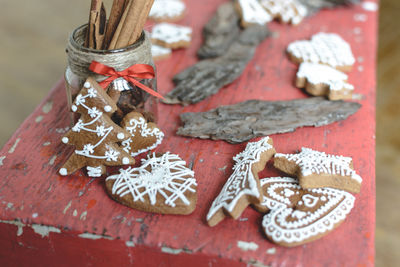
[0,0,376,266]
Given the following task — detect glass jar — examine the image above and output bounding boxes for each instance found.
[65,24,158,124]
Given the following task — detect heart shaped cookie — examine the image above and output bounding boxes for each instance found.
[261,179,355,247]
[106,152,197,215]
[287,32,355,72]
[121,111,164,157]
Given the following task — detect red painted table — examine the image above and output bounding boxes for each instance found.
[0,1,377,266]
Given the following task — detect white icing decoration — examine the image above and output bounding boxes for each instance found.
[117,133,125,140]
[71,105,77,112]
[106,152,197,207]
[122,116,164,157]
[287,32,355,69]
[151,23,192,45]
[207,137,273,221]
[283,188,295,197]
[87,166,103,177]
[275,147,362,183]
[259,0,307,25]
[259,177,300,210]
[112,78,131,92]
[62,137,69,144]
[84,82,91,88]
[151,44,172,59]
[262,187,355,244]
[237,0,272,26]
[122,157,130,165]
[297,62,354,92]
[59,168,68,176]
[104,105,112,112]
[71,89,120,162]
[302,194,319,208]
[361,1,378,12]
[149,0,186,19]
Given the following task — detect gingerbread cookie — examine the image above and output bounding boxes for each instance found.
[274,147,362,193]
[206,137,276,227]
[287,32,355,72]
[59,77,134,177]
[296,62,354,100]
[105,152,197,215]
[235,0,272,28]
[121,111,164,157]
[149,0,186,22]
[262,184,355,247]
[151,44,172,61]
[260,0,307,25]
[151,23,192,49]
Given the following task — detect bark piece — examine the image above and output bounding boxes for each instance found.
[163,25,270,105]
[197,2,241,59]
[177,97,361,143]
[299,0,361,15]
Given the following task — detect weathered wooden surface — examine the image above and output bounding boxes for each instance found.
[178,97,361,143]
[0,0,376,266]
[164,25,270,105]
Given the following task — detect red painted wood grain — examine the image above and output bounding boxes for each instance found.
[0,0,376,266]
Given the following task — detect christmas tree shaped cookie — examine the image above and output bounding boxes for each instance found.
[59,77,134,177]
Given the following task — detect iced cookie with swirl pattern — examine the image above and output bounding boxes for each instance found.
[274,147,362,193]
[296,62,355,100]
[259,0,307,25]
[287,32,355,72]
[59,77,134,178]
[235,0,272,28]
[121,111,164,157]
[151,23,192,49]
[262,184,355,247]
[206,137,276,227]
[149,0,186,22]
[106,152,197,215]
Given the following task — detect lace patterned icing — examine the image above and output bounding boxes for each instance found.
[151,23,192,45]
[262,186,355,245]
[207,137,274,221]
[237,0,272,26]
[257,177,300,210]
[151,44,172,59]
[149,0,186,20]
[275,147,362,184]
[297,62,354,92]
[106,152,196,207]
[259,0,307,25]
[121,115,164,157]
[287,33,355,69]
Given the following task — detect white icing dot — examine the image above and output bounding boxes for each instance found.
[122,157,130,165]
[104,105,112,112]
[362,1,378,12]
[71,105,77,112]
[117,133,125,140]
[59,168,68,176]
[62,137,69,144]
[84,82,91,88]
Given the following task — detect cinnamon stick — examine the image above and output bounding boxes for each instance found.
[114,0,154,49]
[128,0,154,45]
[103,0,128,49]
[108,0,133,50]
[85,0,104,49]
[95,3,107,49]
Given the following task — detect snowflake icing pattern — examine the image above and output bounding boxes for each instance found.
[107,153,197,207]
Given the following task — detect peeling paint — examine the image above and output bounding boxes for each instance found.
[0,220,25,236]
[32,224,61,238]
[237,241,259,251]
[239,218,248,222]
[0,156,6,166]
[63,201,72,214]
[35,116,43,123]
[218,165,227,174]
[49,155,57,166]
[56,127,70,134]
[8,138,21,154]
[266,247,276,255]
[43,142,51,146]
[125,241,135,247]
[6,202,14,210]
[42,101,53,114]
[32,213,38,218]
[80,211,88,221]
[161,246,192,255]
[247,259,271,267]
[73,209,78,216]
[78,233,113,240]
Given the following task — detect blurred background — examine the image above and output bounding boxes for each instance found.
[0,0,398,266]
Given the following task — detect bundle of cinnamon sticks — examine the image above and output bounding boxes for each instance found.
[85,0,154,50]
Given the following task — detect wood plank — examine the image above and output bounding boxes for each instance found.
[0,0,376,265]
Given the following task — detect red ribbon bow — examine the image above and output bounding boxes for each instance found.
[89,61,164,99]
